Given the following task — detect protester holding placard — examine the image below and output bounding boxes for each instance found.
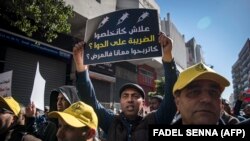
[73,32,177,141]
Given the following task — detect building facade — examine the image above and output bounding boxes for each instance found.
[161,13,187,70]
[232,38,250,97]
[1,0,211,111]
[186,37,204,67]
[0,0,161,110]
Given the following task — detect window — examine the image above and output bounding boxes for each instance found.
[139,68,154,86]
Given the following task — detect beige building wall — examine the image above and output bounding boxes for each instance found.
[161,13,187,70]
[65,0,117,19]
[117,0,159,11]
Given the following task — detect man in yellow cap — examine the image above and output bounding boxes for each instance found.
[0,96,41,141]
[48,101,99,141]
[0,96,21,134]
[172,62,230,125]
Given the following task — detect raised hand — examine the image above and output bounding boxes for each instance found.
[73,41,88,72]
[158,32,173,62]
[25,101,36,117]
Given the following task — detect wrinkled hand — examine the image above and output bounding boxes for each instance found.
[158,32,173,62]
[25,102,36,117]
[73,41,88,72]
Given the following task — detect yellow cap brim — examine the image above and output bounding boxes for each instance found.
[49,112,87,128]
[0,96,20,116]
[173,71,230,94]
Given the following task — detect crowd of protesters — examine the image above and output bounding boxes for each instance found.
[1,32,250,141]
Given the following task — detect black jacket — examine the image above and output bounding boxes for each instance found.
[0,125,42,141]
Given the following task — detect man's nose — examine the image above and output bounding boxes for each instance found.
[199,90,213,103]
[127,95,133,102]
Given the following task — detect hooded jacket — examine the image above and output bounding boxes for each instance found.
[49,85,80,112]
[26,85,80,141]
[0,124,42,141]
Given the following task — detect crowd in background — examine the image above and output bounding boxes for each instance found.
[1,32,250,141]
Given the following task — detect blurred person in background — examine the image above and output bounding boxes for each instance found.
[149,95,163,112]
[220,98,240,124]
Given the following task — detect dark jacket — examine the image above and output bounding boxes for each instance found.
[0,125,42,141]
[238,118,250,125]
[27,85,80,141]
[221,111,240,125]
[76,60,178,141]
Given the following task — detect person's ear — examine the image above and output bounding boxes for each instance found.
[85,128,96,139]
[174,96,180,109]
[11,115,19,125]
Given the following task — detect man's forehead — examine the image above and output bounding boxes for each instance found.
[57,93,65,98]
[186,79,220,88]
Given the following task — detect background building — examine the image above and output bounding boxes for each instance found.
[0,0,207,112]
[186,37,204,67]
[160,13,187,70]
[0,0,162,110]
[232,38,250,98]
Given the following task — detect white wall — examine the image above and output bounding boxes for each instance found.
[161,18,187,69]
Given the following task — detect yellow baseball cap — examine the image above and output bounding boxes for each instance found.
[0,96,21,116]
[173,62,230,95]
[48,101,98,130]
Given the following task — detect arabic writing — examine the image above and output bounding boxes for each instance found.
[94,28,127,40]
[94,25,150,40]
[89,34,155,50]
[0,87,10,92]
[0,79,10,85]
[87,46,158,61]
[0,79,11,97]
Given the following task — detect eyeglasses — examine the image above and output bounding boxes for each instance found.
[0,108,14,114]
